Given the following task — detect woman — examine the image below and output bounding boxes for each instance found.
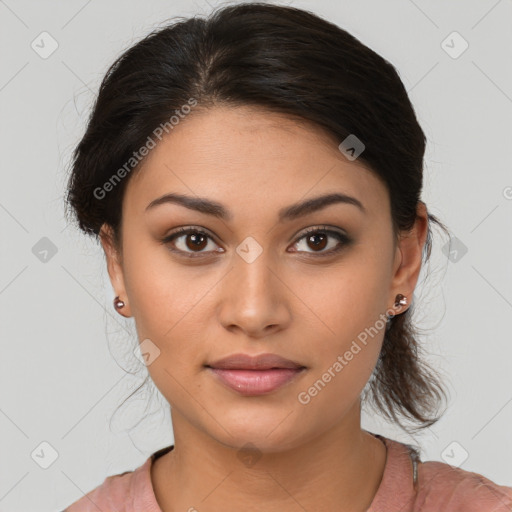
[63,2,512,511]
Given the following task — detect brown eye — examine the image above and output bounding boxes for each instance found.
[184,232,208,251]
[305,232,328,251]
[162,227,222,257]
[291,227,350,256]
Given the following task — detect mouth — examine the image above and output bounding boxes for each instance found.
[206,367,306,396]
[204,353,307,396]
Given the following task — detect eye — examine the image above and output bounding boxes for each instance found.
[162,227,223,258]
[290,226,351,256]
[161,225,351,259]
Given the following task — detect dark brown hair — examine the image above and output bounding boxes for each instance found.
[66,2,448,433]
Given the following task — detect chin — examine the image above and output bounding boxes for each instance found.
[217,434,299,455]
[207,413,305,454]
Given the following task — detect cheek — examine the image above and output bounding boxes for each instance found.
[294,254,389,407]
[296,322,385,425]
[121,238,221,390]
[300,254,390,351]
[121,235,201,337]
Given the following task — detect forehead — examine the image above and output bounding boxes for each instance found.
[124,106,388,217]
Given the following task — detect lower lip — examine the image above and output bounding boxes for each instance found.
[207,367,306,396]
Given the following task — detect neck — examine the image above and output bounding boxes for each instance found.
[151,402,387,512]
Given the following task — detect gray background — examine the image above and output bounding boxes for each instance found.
[1,0,511,510]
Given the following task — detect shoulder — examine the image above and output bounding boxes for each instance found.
[414,458,512,511]
[62,457,153,512]
[62,445,174,511]
[372,434,512,512]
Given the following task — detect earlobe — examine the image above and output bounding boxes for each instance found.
[99,224,132,317]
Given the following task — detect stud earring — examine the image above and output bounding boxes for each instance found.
[113,296,125,310]
[386,293,409,327]
[394,293,408,308]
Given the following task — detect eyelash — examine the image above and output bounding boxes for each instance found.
[161,225,351,259]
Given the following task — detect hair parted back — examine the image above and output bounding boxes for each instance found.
[66,1,448,434]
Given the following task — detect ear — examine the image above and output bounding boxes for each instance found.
[99,224,132,318]
[389,201,428,314]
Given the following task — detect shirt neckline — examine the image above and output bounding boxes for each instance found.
[135,432,419,511]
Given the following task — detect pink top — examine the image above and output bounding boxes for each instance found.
[63,433,512,511]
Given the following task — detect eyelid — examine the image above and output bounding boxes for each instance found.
[292,224,346,241]
[163,225,216,241]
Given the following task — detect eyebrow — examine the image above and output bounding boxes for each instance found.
[145,192,366,221]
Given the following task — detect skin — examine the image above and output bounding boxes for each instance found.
[100,105,428,512]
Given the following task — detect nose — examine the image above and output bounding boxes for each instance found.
[216,250,292,339]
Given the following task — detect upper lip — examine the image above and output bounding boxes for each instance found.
[206,353,305,370]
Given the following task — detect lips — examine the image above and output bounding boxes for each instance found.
[206,352,305,371]
[205,353,306,396]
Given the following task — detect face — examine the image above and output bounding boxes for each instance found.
[101,106,425,452]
